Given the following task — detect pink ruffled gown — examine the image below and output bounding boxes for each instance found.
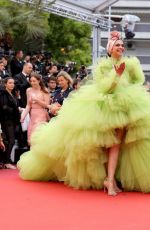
[27,89,49,142]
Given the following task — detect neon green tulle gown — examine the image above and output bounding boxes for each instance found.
[18,57,150,192]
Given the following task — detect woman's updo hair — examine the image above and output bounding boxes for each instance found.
[106,31,122,56]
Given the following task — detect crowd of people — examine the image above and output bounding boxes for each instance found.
[0,50,88,169]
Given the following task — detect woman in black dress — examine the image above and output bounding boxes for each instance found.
[0,77,20,169]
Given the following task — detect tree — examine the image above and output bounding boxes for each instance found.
[0,0,92,66]
[0,0,49,52]
[45,14,92,67]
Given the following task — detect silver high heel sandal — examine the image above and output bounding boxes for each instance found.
[103,178,117,196]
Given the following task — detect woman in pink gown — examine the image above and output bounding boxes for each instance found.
[21,72,50,144]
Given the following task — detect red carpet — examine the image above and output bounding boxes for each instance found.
[0,170,150,230]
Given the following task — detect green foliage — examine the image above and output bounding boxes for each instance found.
[0,0,49,52]
[45,14,92,67]
[0,0,92,66]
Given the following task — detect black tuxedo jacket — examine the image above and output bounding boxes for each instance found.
[0,90,20,125]
[0,70,10,79]
[10,58,24,77]
[14,72,30,108]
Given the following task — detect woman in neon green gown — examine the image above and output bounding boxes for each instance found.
[18,31,150,195]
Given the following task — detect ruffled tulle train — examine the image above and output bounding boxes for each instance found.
[18,57,150,192]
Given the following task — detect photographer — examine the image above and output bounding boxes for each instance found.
[76,65,88,81]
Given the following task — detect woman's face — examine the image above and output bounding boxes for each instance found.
[57,76,69,89]
[111,40,125,58]
[30,77,40,88]
[5,79,15,91]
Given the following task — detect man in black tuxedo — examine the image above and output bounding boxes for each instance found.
[14,62,33,149]
[10,50,24,77]
[14,62,33,108]
[0,56,10,79]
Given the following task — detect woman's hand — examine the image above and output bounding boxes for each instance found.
[18,107,24,113]
[47,103,61,115]
[0,139,5,152]
[114,62,125,76]
[51,103,61,115]
[20,117,25,123]
[31,95,38,104]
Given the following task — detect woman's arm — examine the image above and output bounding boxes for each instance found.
[20,88,31,122]
[33,92,50,108]
[93,57,119,94]
[0,136,5,151]
[127,57,144,84]
[0,93,14,113]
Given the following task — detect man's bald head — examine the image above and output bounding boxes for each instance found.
[23,62,33,75]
